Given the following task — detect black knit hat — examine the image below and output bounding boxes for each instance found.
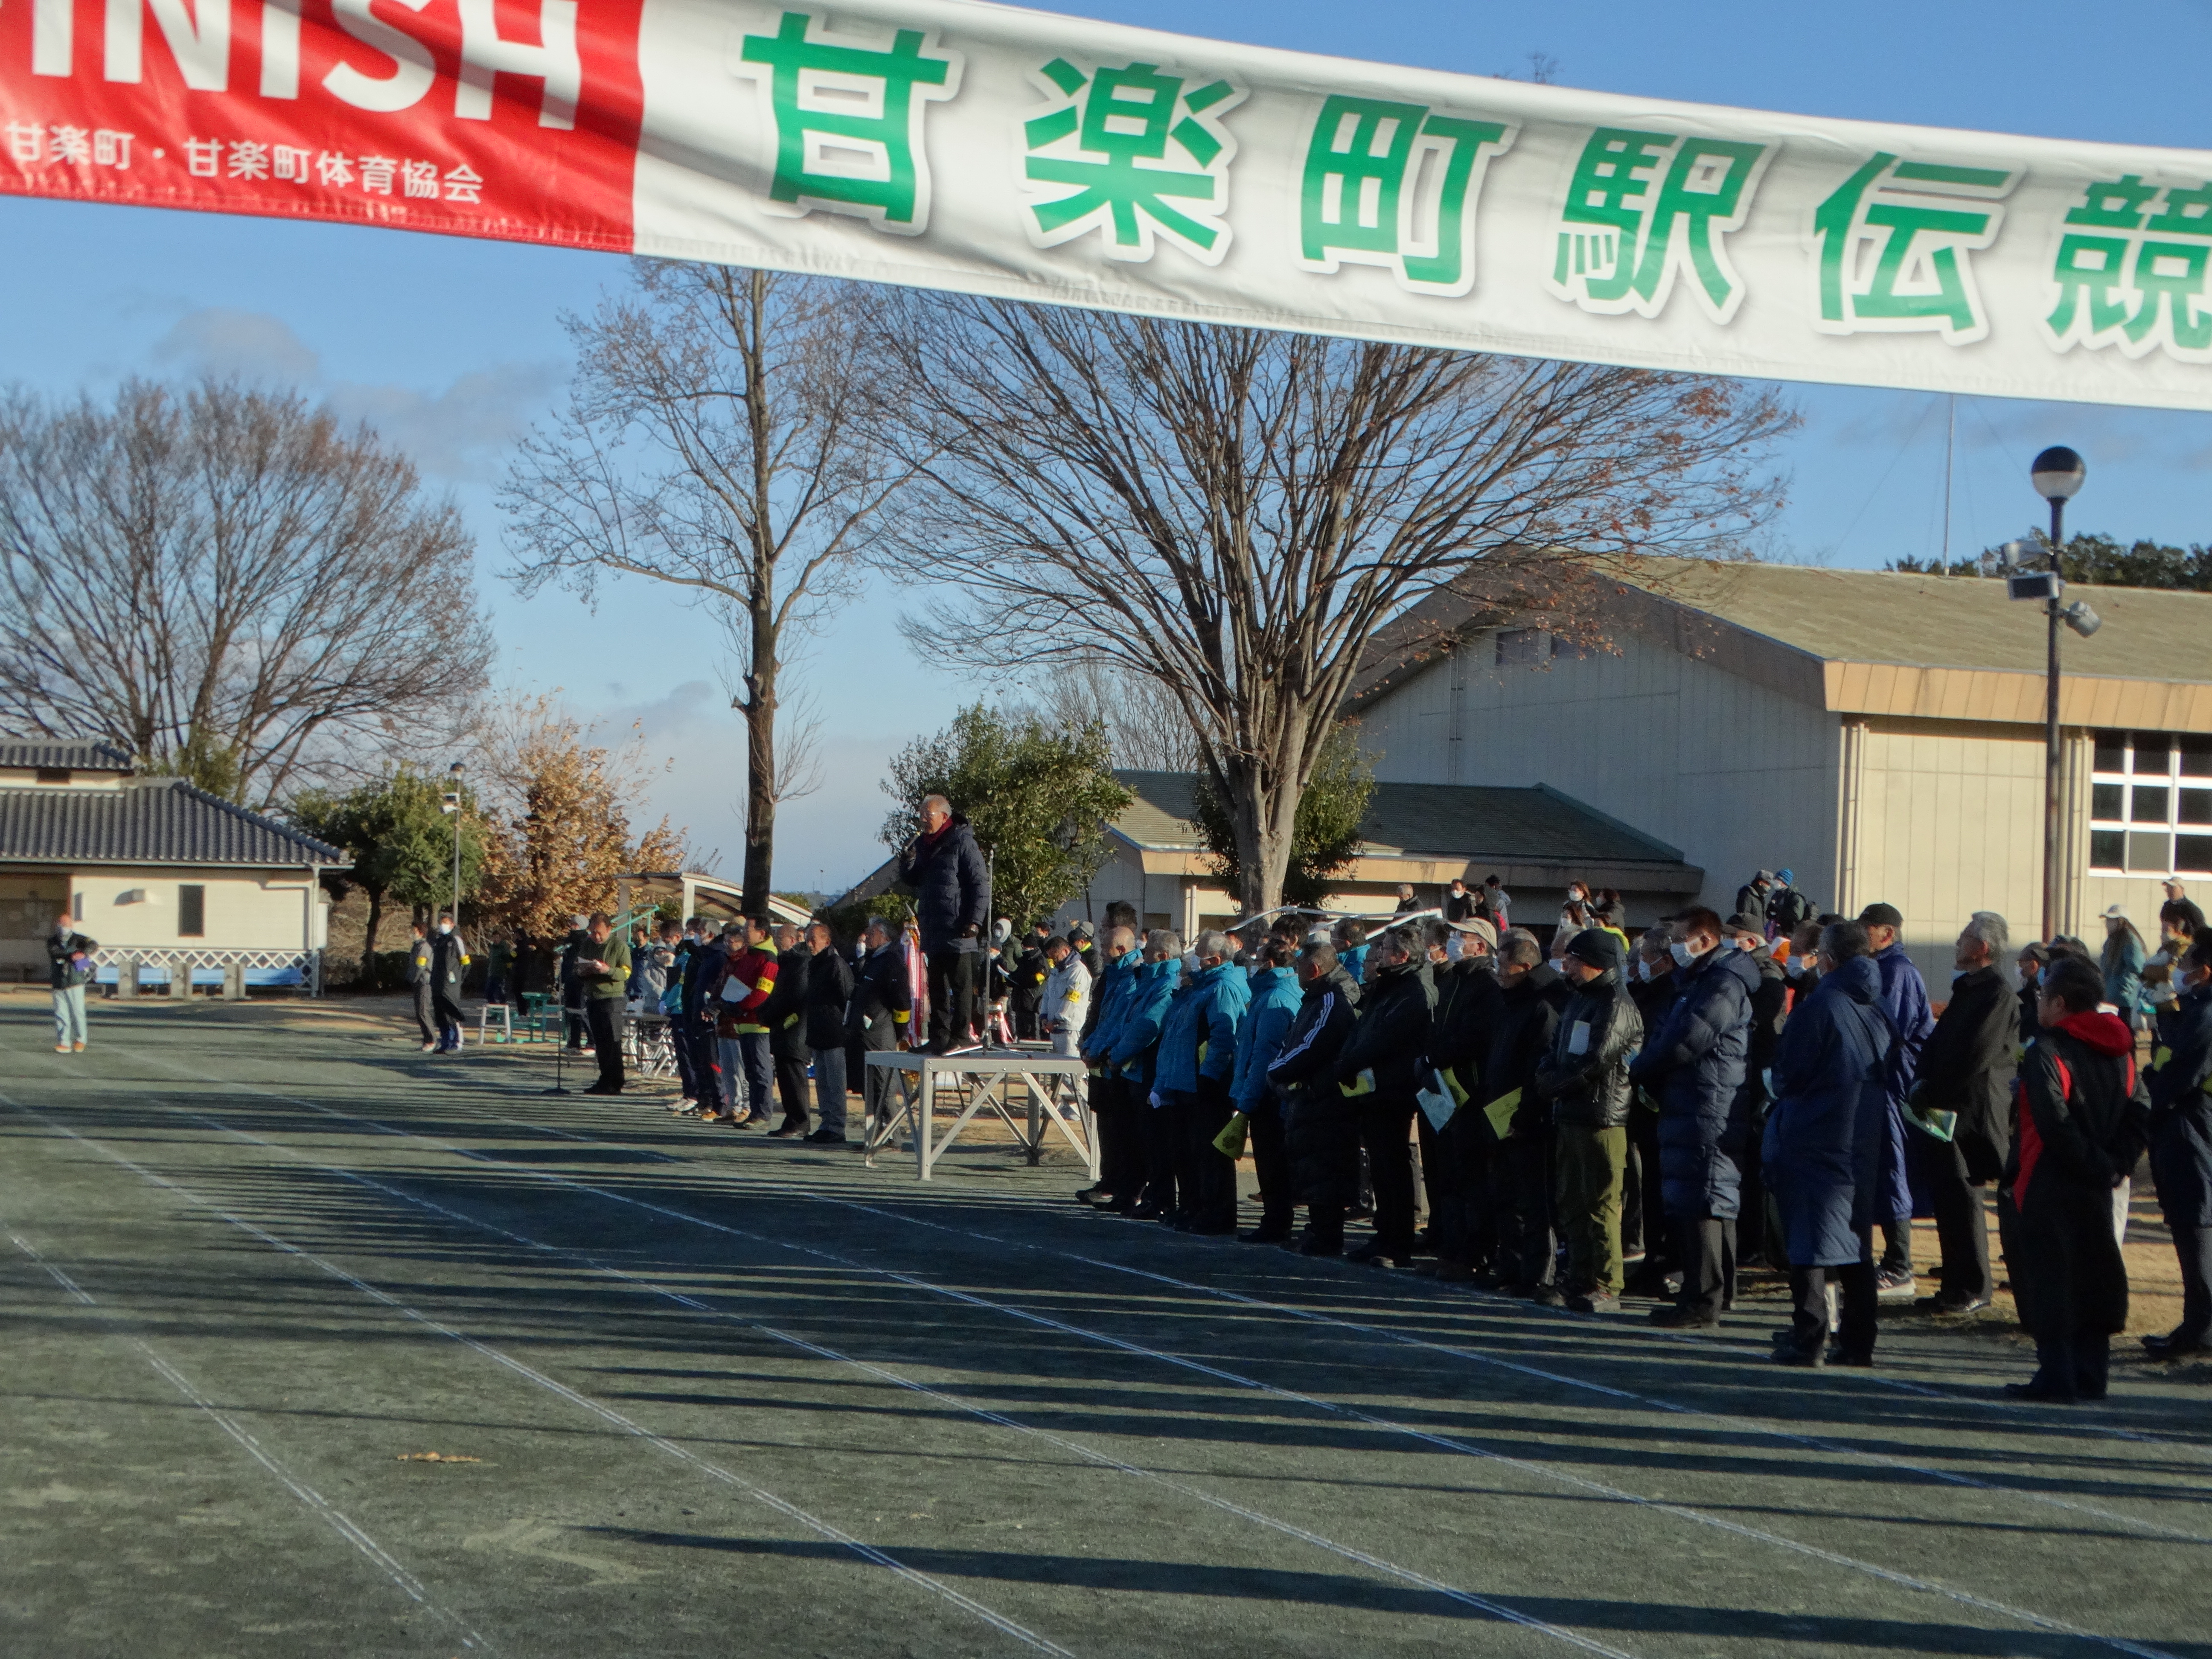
[1564,929,1624,970]
[1857,902,1903,929]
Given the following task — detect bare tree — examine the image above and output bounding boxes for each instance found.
[0,378,489,806]
[502,263,906,914]
[885,300,1794,911]
[1017,656,1197,772]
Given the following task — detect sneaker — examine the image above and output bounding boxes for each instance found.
[672,1099,697,1115]
[54,1043,70,1053]
[71,1041,85,1052]
[1566,1290,1621,1315]
[1929,1291,1993,1316]
[1875,1267,1917,1303]
[420,1042,438,1053]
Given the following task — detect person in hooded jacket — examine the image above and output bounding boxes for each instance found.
[896,794,991,1053]
[1231,936,1307,1243]
[1111,931,1185,1220]
[1483,929,1567,1297]
[1269,942,1361,1257]
[1859,902,1935,1297]
[2002,953,2151,1401]
[1906,911,2018,1313]
[1154,930,1251,1233]
[1534,928,1643,1312]
[1328,926,1435,1267]
[1765,920,1893,1365]
[2144,934,2212,1358]
[1077,924,1146,1210]
[1630,907,1759,1328]
[1422,918,1502,1280]
[1725,913,1787,1268]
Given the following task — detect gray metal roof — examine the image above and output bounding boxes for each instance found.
[0,778,346,867]
[1111,771,1688,865]
[0,739,133,771]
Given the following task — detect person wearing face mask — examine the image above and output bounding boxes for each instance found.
[1905,912,2017,1315]
[1856,902,1934,1300]
[1764,920,1892,1366]
[1482,929,1568,1299]
[1628,907,1759,1328]
[1621,928,1680,1294]
[1153,930,1250,1234]
[2015,942,2049,1044]
[1726,914,1788,1270]
[2144,935,2212,1358]
[428,910,472,1055]
[2001,954,2150,1401]
[1270,941,1362,1256]
[406,919,437,1052]
[1115,931,1186,1222]
[1327,926,1436,1268]
[1533,928,1643,1313]
[1425,918,1502,1280]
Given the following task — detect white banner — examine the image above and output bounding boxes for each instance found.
[634,0,2212,409]
[5,0,2209,408]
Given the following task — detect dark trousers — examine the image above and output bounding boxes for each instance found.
[1673,1214,1736,1320]
[735,1031,774,1120]
[672,1016,698,1097]
[1912,1132,1993,1302]
[860,1026,897,1136]
[1622,1134,1645,1257]
[1490,1132,1555,1286]
[1788,1233,1877,1357]
[1089,1075,1136,1198]
[2173,1222,2212,1343]
[1356,1099,1419,1255]
[585,999,624,1091]
[1246,1096,1293,1233]
[1139,1092,1179,1214]
[774,1051,811,1132]
[926,946,977,1051]
[684,1021,722,1112]
[2033,1334,2112,1399]
[412,981,436,1044]
[1630,1108,1671,1276]
[1172,1087,1238,1231]
[433,987,465,1048]
[812,1045,848,1138]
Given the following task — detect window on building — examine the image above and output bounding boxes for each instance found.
[35,767,69,784]
[1495,629,1549,666]
[2089,731,2212,876]
[178,884,206,938]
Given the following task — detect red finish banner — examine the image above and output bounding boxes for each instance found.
[0,0,644,248]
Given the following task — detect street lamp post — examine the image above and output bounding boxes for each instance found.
[2028,446,2086,943]
[444,761,466,921]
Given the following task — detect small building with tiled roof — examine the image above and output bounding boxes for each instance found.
[1345,558,2212,981]
[0,740,347,992]
[1059,769,1705,939]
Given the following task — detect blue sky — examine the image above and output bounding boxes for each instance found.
[3,0,2206,890]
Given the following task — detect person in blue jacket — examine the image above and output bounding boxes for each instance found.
[1155,930,1252,1234]
[1109,931,1185,1220]
[1628,906,1759,1329]
[2145,934,2212,1358]
[1764,920,1895,1366]
[1076,924,1145,1211]
[1858,902,1935,1299]
[1231,937,1307,1243]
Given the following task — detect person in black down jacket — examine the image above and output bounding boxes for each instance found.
[1906,911,2018,1314]
[1426,918,1502,1280]
[1329,928,1436,1269]
[1630,906,1759,1329]
[761,923,814,1137]
[1725,913,1787,1268]
[2002,953,2151,1402]
[1482,930,1566,1299]
[2145,935,2212,1357]
[1534,928,1643,1313]
[800,919,855,1143]
[896,794,990,1052]
[1268,943,1360,1258]
[1764,922,1892,1366]
[1622,931,1679,1295]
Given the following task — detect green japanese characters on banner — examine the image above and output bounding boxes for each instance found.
[1811,155,2015,344]
[1296,97,1513,297]
[2047,175,2212,361]
[1545,129,1770,323]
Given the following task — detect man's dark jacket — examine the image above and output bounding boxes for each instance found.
[1534,968,1643,1130]
[1631,945,1759,1219]
[1268,964,1360,1211]
[803,945,855,1051]
[847,942,912,1046]
[1481,963,1566,1141]
[2149,981,2212,1231]
[763,942,813,1059]
[46,927,96,990]
[1911,963,2017,1184]
[1428,958,1502,1100]
[897,815,989,954]
[1763,955,1892,1267]
[1333,958,1435,1100]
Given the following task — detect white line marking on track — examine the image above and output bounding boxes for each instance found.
[4,1230,495,1653]
[0,1097,1074,1659]
[62,1066,2193,1659]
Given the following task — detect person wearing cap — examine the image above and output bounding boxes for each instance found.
[1425,916,1502,1280]
[1628,906,1759,1328]
[1068,918,1100,980]
[2163,879,2207,938]
[1765,919,1893,1366]
[1857,901,1933,1299]
[1765,870,1814,940]
[1534,928,1643,1313]
[2100,905,2148,1033]
[1041,934,1091,1058]
[1735,871,1777,930]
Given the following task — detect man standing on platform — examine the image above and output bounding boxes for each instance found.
[897,794,990,1053]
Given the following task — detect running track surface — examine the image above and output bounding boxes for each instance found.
[3,1001,2208,1659]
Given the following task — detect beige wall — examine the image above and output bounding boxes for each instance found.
[1357,627,1841,930]
[70,869,325,953]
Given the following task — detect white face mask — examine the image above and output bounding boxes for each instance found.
[438,921,453,934]
[1784,959,1805,978]
[1669,940,1697,967]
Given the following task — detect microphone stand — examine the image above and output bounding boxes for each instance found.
[544,995,572,1095]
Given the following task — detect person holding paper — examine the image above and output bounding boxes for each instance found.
[1630,907,1759,1330]
[1906,912,2019,1314]
[1269,943,1360,1258]
[1482,930,1567,1300]
[1425,917,1503,1282]
[1326,927,1435,1268]
[1533,929,1644,1313]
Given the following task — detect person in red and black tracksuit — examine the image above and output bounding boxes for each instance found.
[717,916,780,1128]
